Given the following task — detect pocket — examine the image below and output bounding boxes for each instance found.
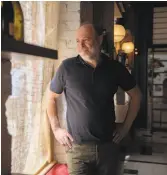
[65,147,72,153]
[65,145,73,153]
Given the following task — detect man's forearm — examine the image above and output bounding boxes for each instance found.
[47,99,60,131]
[113,92,141,144]
[124,95,141,128]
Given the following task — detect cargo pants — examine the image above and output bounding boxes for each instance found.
[66,142,121,175]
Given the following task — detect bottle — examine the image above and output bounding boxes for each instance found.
[12,1,24,41]
[1,1,14,38]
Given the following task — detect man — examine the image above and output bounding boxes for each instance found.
[47,23,141,175]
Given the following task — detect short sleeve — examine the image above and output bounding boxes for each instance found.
[116,62,136,91]
[50,63,65,94]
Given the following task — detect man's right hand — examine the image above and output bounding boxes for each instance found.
[53,128,74,149]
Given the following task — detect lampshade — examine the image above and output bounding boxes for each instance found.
[122,42,134,53]
[114,24,126,42]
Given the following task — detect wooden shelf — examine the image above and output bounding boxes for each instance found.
[1,36,58,59]
[151,44,167,49]
[154,71,167,73]
[152,96,167,98]
[152,127,167,132]
[153,108,167,111]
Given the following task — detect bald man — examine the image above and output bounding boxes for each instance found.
[47,23,141,175]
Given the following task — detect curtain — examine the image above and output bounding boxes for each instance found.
[23,60,55,174]
[4,2,60,174]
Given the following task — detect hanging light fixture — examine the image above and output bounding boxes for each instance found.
[114,24,126,43]
[122,42,134,54]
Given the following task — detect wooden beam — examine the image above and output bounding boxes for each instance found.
[92,2,104,28]
[102,2,114,58]
[2,36,58,59]
[116,2,124,17]
[80,1,93,23]
[34,161,49,175]
[102,2,114,33]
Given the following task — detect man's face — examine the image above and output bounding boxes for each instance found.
[76,25,100,60]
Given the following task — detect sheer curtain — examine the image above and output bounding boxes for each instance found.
[22,1,60,173]
[23,60,55,174]
[22,2,60,174]
[4,2,60,174]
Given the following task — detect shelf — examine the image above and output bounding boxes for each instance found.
[153,121,167,124]
[152,96,167,98]
[153,84,163,85]
[153,71,167,73]
[153,108,167,111]
[152,127,167,132]
[1,36,58,59]
[153,60,167,62]
[151,44,167,49]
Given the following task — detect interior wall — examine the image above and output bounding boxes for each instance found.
[53,1,80,163]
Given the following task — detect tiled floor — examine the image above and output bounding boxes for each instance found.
[121,131,167,175]
[124,162,167,175]
[44,131,167,175]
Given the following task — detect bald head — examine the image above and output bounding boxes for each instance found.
[76,23,102,61]
[79,22,103,38]
[77,23,97,39]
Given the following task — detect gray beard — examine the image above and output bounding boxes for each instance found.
[82,51,100,61]
[81,54,100,64]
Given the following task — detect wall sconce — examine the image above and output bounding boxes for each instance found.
[122,42,134,54]
[114,24,126,43]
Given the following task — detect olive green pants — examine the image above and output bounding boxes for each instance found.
[66,142,121,175]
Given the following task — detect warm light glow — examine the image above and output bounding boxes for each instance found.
[114,24,126,42]
[122,42,134,53]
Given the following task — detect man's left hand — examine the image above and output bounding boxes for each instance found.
[113,123,131,144]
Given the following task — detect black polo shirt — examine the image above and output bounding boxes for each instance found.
[50,53,136,144]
